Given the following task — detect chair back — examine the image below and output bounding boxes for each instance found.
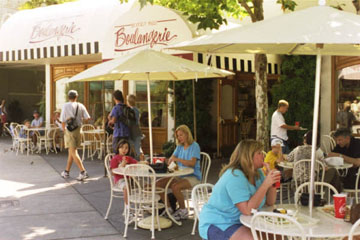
[293,159,325,188]
[200,152,211,183]
[349,217,360,240]
[106,134,113,154]
[13,125,24,138]
[104,153,116,188]
[191,183,213,220]
[81,124,96,142]
[3,122,12,136]
[294,181,338,205]
[124,164,157,205]
[251,212,306,240]
[321,135,336,155]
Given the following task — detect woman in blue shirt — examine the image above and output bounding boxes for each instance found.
[199,140,279,240]
[157,124,201,221]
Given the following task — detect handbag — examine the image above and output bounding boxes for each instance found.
[350,203,360,224]
[149,162,168,173]
[66,104,79,132]
[299,193,325,207]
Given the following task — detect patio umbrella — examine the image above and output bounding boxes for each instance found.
[170,4,360,216]
[68,49,233,162]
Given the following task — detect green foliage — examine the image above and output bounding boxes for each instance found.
[169,80,214,150]
[270,55,316,149]
[19,0,75,10]
[137,0,297,30]
[162,140,176,158]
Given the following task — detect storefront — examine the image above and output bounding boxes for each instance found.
[0,0,283,155]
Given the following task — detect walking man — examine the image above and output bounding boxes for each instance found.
[270,99,300,153]
[60,90,91,181]
[109,90,130,153]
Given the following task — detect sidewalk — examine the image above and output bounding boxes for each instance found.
[0,137,221,239]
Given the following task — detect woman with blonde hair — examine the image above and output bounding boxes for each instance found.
[199,140,279,240]
[156,124,201,220]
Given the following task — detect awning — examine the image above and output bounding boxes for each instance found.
[0,0,132,63]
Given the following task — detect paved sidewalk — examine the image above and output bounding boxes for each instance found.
[0,137,222,239]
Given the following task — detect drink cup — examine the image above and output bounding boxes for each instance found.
[333,194,347,218]
[273,171,281,188]
[295,121,300,127]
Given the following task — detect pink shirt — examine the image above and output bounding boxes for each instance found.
[110,155,138,183]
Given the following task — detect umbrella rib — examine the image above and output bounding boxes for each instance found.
[288,43,304,55]
[208,43,234,53]
[169,72,178,80]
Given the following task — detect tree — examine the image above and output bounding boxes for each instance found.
[19,0,74,9]
[137,0,296,150]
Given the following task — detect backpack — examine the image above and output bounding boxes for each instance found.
[119,104,137,127]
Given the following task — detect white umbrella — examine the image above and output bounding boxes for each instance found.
[170,4,360,216]
[68,49,234,162]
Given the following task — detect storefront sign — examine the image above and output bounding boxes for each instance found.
[29,21,81,44]
[114,19,178,52]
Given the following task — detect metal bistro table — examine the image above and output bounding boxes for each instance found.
[113,167,194,229]
[277,161,353,177]
[240,204,360,239]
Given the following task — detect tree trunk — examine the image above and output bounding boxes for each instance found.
[252,0,269,150]
[255,54,269,150]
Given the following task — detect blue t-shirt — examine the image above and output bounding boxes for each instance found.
[199,168,266,239]
[173,142,201,180]
[110,103,129,138]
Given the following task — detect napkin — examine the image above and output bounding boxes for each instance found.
[325,156,344,166]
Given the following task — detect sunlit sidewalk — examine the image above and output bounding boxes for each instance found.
[0,137,121,240]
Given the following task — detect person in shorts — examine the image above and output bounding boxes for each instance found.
[156,124,201,220]
[60,90,91,181]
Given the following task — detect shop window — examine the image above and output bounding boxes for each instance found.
[55,78,85,110]
[135,81,168,128]
[89,81,114,127]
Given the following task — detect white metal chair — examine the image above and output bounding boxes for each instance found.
[251,212,306,240]
[183,152,212,213]
[37,128,58,154]
[349,217,360,240]
[321,135,336,155]
[191,183,213,235]
[106,134,113,154]
[123,164,164,239]
[293,159,325,189]
[344,168,360,204]
[294,181,338,205]
[80,124,96,161]
[13,125,32,155]
[104,153,124,220]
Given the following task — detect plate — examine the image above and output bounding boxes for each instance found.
[325,157,344,166]
[317,205,350,221]
[263,212,319,226]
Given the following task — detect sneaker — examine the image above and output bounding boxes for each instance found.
[160,207,174,217]
[172,208,188,220]
[61,170,69,179]
[77,171,89,181]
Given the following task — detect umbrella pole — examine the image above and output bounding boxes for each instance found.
[102,82,107,177]
[309,51,322,217]
[192,79,197,141]
[146,73,154,163]
[173,81,176,140]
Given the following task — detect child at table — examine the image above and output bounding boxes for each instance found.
[110,139,148,204]
[19,120,31,139]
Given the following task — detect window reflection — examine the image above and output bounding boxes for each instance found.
[135,81,167,128]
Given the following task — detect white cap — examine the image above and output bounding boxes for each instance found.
[271,138,284,147]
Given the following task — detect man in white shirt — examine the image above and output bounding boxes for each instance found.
[271,100,300,153]
[60,90,91,181]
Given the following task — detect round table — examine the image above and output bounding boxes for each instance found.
[113,167,194,229]
[240,204,360,238]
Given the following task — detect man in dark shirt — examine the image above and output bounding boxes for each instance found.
[328,128,360,189]
[109,90,129,153]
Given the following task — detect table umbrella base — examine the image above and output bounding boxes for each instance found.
[138,216,172,229]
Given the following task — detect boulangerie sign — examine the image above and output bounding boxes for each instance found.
[114,19,178,52]
[29,21,81,43]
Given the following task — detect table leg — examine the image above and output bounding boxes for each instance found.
[164,176,182,226]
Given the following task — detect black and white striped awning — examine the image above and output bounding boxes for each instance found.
[196,53,280,74]
[0,42,99,62]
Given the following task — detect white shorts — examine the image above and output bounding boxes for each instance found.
[115,178,126,191]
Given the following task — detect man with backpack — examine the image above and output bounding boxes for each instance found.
[109,90,130,153]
